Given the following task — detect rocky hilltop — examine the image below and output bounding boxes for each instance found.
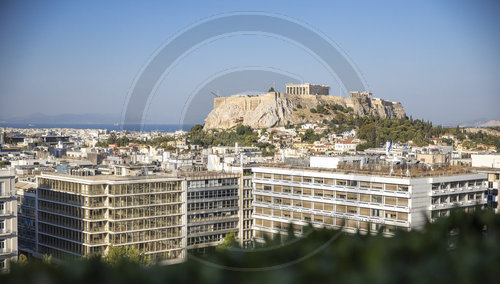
[204,91,406,129]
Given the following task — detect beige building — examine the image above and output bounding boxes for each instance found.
[36,173,186,264]
[0,169,18,272]
[251,166,487,241]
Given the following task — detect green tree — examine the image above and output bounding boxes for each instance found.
[268,87,275,92]
[105,246,148,266]
[216,231,239,251]
[190,124,204,132]
[17,254,28,265]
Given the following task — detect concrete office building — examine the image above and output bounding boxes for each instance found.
[185,172,240,253]
[35,173,186,264]
[251,166,487,240]
[0,169,17,272]
[16,181,37,256]
[472,154,500,212]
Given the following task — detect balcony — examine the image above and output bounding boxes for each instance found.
[0,249,16,257]
[0,229,15,237]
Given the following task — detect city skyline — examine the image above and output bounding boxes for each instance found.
[1,0,499,126]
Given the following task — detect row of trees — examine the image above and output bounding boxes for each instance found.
[3,209,499,283]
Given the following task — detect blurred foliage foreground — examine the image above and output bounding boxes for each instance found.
[2,209,500,284]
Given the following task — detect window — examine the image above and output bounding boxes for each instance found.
[386,184,398,191]
[273,185,282,193]
[0,239,5,249]
[324,190,334,198]
[0,220,4,230]
[360,181,370,188]
[371,209,382,217]
[347,193,358,201]
[324,217,334,225]
[385,197,397,205]
[0,201,4,211]
[385,211,397,219]
[314,202,323,210]
[371,195,383,203]
[314,189,324,197]
[324,179,335,185]
[398,185,409,192]
[263,185,272,191]
[398,212,408,221]
[397,198,409,206]
[347,206,357,214]
[360,207,370,216]
[336,192,346,200]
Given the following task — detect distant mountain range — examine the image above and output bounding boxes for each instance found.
[457,119,500,128]
[0,113,121,124]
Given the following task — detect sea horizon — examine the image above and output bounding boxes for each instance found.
[0,123,196,132]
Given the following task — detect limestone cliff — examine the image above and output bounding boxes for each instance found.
[204,91,406,129]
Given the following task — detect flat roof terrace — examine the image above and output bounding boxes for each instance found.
[253,163,478,179]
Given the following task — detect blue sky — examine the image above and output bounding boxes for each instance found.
[0,0,499,125]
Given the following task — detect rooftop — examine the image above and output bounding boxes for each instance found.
[253,163,478,178]
[39,172,181,183]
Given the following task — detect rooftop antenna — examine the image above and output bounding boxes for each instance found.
[210,91,220,98]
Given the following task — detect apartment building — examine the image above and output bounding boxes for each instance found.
[251,166,487,240]
[239,167,254,248]
[478,169,500,213]
[0,169,17,272]
[16,181,37,256]
[35,173,186,264]
[185,172,240,254]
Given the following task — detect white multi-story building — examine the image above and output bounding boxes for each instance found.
[0,169,18,272]
[251,166,487,240]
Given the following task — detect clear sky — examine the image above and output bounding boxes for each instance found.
[0,0,499,126]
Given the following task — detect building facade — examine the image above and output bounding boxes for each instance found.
[16,181,37,256]
[0,169,18,272]
[251,166,487,241]
[35,173,186,264]
[185,172,240,253]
